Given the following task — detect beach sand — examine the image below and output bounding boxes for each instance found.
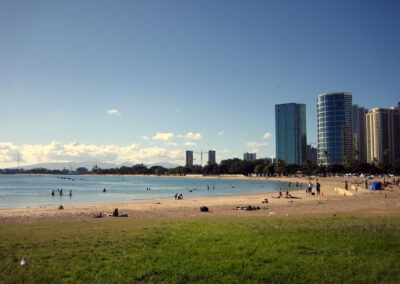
[1,176,399,223]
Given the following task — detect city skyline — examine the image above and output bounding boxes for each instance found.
[1,1,399,168]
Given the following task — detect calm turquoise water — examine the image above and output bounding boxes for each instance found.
[0,175,289,208]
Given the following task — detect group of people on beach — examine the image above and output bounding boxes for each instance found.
[384,178,400,187]
[306,181,321,196]
[174,193,183,200]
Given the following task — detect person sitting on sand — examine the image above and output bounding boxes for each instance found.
[113,208,119,217]
[286,189,289,197]
[94,212,103,218]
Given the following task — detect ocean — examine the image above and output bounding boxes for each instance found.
[0,175,290,208]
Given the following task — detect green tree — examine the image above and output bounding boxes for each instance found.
[254,165,263,176]
[274,160,287,176]
[263,164,275,176]
[302,158,313,175]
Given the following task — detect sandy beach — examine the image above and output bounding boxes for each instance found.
[1,176,399,223]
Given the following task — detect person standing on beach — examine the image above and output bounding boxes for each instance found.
[307,182,313,195]
[345,181,348,191]
[316,182,320,195]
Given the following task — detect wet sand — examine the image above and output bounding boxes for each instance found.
[1,176,399,223]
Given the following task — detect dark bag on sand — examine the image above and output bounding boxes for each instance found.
[200,206,209,212]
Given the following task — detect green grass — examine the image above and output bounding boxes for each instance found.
[1,217,399,283]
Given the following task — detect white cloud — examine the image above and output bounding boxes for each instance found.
[262,132,271,139]
[0,142,21,163]
[177,134,183,138]
[221,149,230,154]
[184,142,196,146]
[218,131,224,136]
[166,142,178,146]
[246,141,268,148]
[251,149,259,153]
[152,132,174,141]
[107,109,121,116]
[141,136,150,140]
[185,132,202,140]
[0,141,185,168]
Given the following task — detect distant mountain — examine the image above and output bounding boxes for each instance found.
[21,162,119,170]
[21,161,181,170]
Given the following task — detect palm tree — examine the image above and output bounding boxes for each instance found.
[344,154,352,171]
[323,150,329,165]
[384,148,390,164]
[353,150,360,161]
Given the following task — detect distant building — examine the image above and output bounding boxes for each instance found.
[353,105,368,162]
[366,108,400,164]
[275,103,307,165]
[186,150,193,167]
[306,145,317,165]
[208,150,216,165]
[317,92,353,164]
[243,152,256,161]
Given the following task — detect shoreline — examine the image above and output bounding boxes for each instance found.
[1,176,399,223]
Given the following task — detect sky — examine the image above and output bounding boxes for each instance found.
[1,0,399,168]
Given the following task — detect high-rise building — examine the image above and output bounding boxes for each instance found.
[208,150,216,165]
[275,103,307,165]
[353,105,368,162]
[366,108,400,164]
[243,152,256,161]
[185,150,193,167]
[306,145,318,165]
[317,92,353,164]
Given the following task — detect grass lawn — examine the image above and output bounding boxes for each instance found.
[1,217,399,283]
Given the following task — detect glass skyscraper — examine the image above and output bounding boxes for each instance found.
[317,92,353,164]
[275,103,307,165]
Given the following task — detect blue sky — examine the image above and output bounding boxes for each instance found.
[1,0,399,167]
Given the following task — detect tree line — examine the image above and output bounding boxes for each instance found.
[2,158,400,176]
